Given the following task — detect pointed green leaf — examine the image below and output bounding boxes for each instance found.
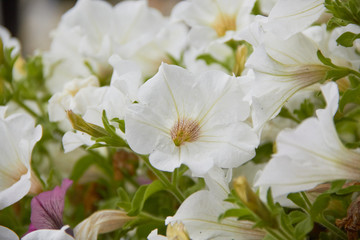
[288,192,308,210]
[70,155,96,182]
[336,32,360,47]
[289,210,308,225]
[339,84,360,112]
[294,216,313,239]
[128,180,166,216]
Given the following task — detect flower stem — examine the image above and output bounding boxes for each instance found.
[316,214,347,240]
[141,155,185,203]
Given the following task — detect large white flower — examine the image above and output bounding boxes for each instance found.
[0,107,42,210]
[255,82,360,200]
[125,63,258,176]
[245,32,329,130]
[172,0,256,48]
[165,167,265,239]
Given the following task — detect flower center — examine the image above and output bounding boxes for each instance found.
[170,118,201,147]
[212,13,236,37]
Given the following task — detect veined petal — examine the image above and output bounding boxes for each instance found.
[166,190,265,240]
[255,82,360,199]
[0,109,42,209]
[74,210,134,240]
[264,0,325,40]
[246,33,328,129]
[30,179,73,231]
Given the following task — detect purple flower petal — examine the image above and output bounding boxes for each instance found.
[29,179,73,231]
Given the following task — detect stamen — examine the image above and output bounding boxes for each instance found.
[170,118,201,146]
[212,13,236,37]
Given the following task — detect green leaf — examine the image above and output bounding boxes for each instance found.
[310,194,331,218]
[288,210,308,225]
[70,155,96,182]
[325,69,352,81]
[251,142,273,164]
[293,99,315,121]
[288,192,308,210]
[329,180,347,193]
[279,107,300,123]
[117,187,131,202]
[128,180,166,216]
[336,185,360,195]
[317,50,336,68]
[294,216,313,239]
[339,84,360,112]
[112,118,126,133]
[218,208,255,222]
[336,32,360,47]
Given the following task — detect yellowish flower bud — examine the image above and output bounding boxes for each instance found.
[66,110,108,138]
[74,210,135,240]
[166,222,190,240]
[233,176,274,225]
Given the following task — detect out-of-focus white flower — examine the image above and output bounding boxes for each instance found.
[48,75,100,123]
[0,107,42,210]
[263,0,325,40]
[255,82,360,202]
[0,226,19,240]
[182,42,233,74]
[0,26,20,58]
[165,167,265,239]
[44,0,183,94]
[172,0,256,49]
[245,32,329,130]
[125,63,258,176]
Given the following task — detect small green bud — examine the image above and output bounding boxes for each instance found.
[66,110,108,138]
[233,176,274,225]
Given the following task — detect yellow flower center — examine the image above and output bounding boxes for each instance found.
[212,13,236,37]
[170,118,201,147]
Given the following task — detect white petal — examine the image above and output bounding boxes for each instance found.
[0,226,19,240]
[22,226,74,240]
[265,0,325,39]
[166,190,264,240]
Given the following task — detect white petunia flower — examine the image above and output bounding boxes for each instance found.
[125,63,258,176]
[245,32,329,130]
[255,82,360,201]
[165,167,265,239]
[172,0,256,49]
[0,107,42,210]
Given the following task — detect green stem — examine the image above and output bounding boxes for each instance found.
[139,212,165,224]
[266,228,287,240]
[300,192,312,212]
[171,168,179,186]
[141,155,185,203]
[317,214,347,240]
[13,97,39,118]
[350,69,360,79]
